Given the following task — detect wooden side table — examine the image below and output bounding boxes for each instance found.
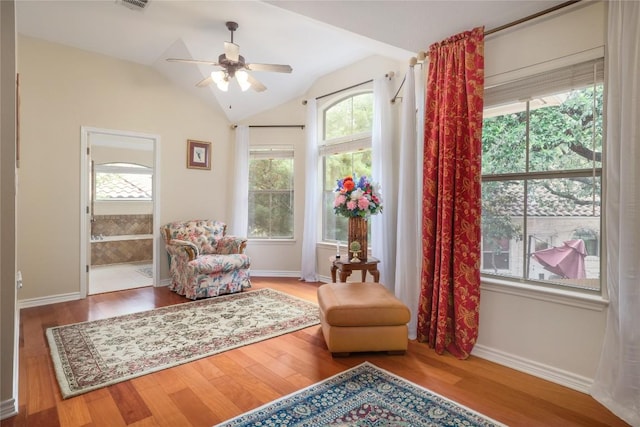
[330,256,380,283]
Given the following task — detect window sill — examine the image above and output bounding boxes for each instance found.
[481,276,609,311]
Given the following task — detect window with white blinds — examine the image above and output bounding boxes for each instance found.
[484,58,604,107]
[481,58,603,293]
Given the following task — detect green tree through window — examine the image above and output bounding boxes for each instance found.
[481,59,603,291]
[320,91,374,243]
[248,147,294,239]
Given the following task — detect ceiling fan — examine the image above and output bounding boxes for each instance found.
[166,21,292,93]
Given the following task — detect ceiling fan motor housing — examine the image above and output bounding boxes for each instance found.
[218,54,245,77]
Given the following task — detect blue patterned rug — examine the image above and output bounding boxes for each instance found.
[217,362,505,426]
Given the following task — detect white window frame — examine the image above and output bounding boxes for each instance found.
[481,58,606,307]
[247,145,295,240]
[318,89,374,244]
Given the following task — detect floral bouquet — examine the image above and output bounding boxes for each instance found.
[333,175,383,218]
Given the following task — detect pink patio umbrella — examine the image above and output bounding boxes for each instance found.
[532,239,587,279]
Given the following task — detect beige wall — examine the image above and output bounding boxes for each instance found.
[16,35,233,300]
[1,0,18,418]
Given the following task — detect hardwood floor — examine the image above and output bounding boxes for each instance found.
[3,278,627,427]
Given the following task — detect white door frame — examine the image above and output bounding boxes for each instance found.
[80,126,161,298]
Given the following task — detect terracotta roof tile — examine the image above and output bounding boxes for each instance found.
[494,183,600,217]
[96,174,152,199]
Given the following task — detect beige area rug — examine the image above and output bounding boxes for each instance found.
[46,288,320,398]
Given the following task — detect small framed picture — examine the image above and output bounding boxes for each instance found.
[187,139,211,170]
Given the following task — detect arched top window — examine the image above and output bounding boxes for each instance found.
[319,90,374,242]
[322,92,374,143]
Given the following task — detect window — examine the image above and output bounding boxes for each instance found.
[320,92,374,242]
[94,162,152,200]
[481,59,603,292]
[573,228,599,257]
[482,238,510,271]
[248,147,294,239]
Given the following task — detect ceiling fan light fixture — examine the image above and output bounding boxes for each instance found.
[211,70,225,84]
[216,79,229,92]
[235,70,251,91]
[211,70,229,91]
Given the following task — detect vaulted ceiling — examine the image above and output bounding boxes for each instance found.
[16,0,567,122]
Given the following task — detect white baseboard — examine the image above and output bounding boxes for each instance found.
[18,292,81,309]
[472,344,593,393]
[15,274,318,309]
[317,274,331,283]
[250,270,301,278]
[0,398,17,421]
[250,271,332,283]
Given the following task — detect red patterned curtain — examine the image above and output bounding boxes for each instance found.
[417,27,484,359]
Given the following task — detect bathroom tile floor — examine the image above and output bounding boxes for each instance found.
[89,262,153,295]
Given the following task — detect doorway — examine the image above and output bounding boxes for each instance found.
[80,127,160,297]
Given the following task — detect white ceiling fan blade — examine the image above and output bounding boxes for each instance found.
[224,42,240,62]
[246,63,292,73]
[195,76,214,88]
[167,58,220,66]
[247,74,267,92]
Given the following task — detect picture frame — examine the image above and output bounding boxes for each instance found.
[186,139,211,170]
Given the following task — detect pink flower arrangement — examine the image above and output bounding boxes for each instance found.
[333,175,383,218]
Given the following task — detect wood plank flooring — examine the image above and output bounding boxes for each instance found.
[2,278,628,426]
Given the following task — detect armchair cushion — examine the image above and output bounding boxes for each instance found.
[161,220,251,299]
[191,253,250,275]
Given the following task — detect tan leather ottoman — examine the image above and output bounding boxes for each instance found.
[317,282,410,356]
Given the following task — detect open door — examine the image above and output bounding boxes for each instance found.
[80,127,160,298]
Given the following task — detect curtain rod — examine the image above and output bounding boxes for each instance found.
[484,0,580,36]
[390,0,581,103]
[302,79,373,105]
[231,124,305,129]
[302,72,394,105]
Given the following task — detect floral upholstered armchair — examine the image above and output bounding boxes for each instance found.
[161,220,251,299]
